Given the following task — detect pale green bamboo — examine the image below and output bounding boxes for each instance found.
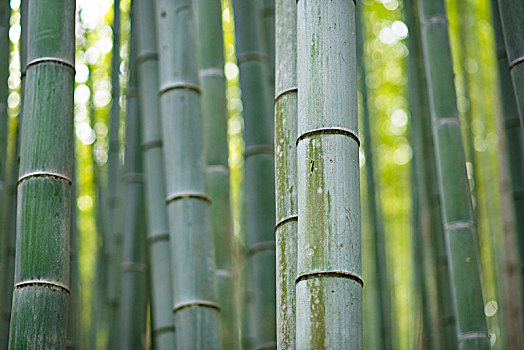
[405,0,458,348]
[154,0,221,348]
[296,1,362,348]
[491,2,524,346]
[356,9,392,350]
[8,0,75,347]
[135,0,176,348]
[193,1,237,348]
[119,21,149,347]
[497,0,524,127]
[232,1,277,347]
[0,1,11,347]
[275,0,297,348]
[417,0,489,348]
[106,0,124,346]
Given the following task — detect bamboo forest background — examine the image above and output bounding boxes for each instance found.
[0,0,520,348]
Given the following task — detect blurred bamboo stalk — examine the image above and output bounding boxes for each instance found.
[232,0,277,347]
[417,0,489,347]
[194,0,238,347]
[135,0,176,348]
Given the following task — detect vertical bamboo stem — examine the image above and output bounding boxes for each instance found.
[155,0,221,348]
[119,18,149,347]
[275,0,297,348]
[496,0,524,127]
[417,0,489,348]
[135,0,176,348]
[232,0,277,347]
[8,0,75,347]
[491,2,524,347]
[296,1,362,348]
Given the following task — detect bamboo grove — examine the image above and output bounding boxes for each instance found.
[0,0,523,349]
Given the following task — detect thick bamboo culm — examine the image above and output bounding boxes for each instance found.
[0,1,11,347]
[417,0,489,348]
[194,0,237,348]
[296,1,362,348]
[135,0,176,348]
[356,8,393,350]
[118,12,149,348]
[491,2,524,347]
[106,0,124,346]
[274,0,297,349]
[8,0,75,347]
[496,1,524,128]
[405,0,458,348]
[232,0,277,348]
[155,0,221,348]
[258,0,275,101]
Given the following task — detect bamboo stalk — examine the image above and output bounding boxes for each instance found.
[296,1,362,348]
[0,1,11,347]
[66,167,78,349]
[8,0,75,346]
[491,2,524,347]
[275,0,297,348]
[135,0,176,348]
[231,1,277,347]
[118,18,149,347]
[405,0,459,348]
[258,0,275,101]
[193,0,237,348]
[497,0,524,127]
[154,0,221,347]
[417,0,489,348]
[356,9,393,350]
[106,0,124,346]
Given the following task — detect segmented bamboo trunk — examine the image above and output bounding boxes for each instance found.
[417,0,489,348]
[356,9,392,350]
[491,2,524,347]
[232,1,277,348]
[67,168,78,349]
[296,1,362,348]
[8,0,75,347]
[497,1,524,127]
[155,0,221,348]
[405,0,458,348]
[0,1,11,347]
[275,0,297,348]
[106,0,124,346]
[119,21,149,347]
[194,0,237,348]
[135,0,176,347]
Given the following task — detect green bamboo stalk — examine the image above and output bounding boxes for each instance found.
[497,0,524,127]
[274,0,297,348]
[8,0,75,347]
[296,1,361,348]
[119,20,149,347]
[258,0,275,101]
[232,1,277,347]
[491,2,524,346]
[135,0,176,348]
[356,9,393,350]
[0,1,11,347]
[193,0,237,348]
[106,0,124,346]
[67,168,78,349]
[417,0,489,348]
[154,0,221,348]
[405,0,459,348]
